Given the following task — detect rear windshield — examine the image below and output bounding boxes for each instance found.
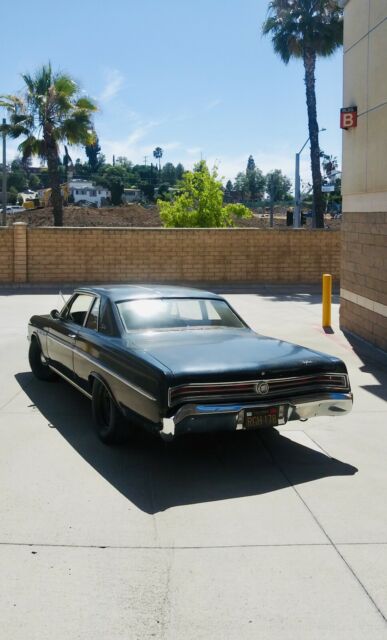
[116,298,245,331]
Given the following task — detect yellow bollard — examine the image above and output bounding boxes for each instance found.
[322,274,332,328]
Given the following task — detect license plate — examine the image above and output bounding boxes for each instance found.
[244,407,279,429]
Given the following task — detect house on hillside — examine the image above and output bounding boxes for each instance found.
[122,188,142,203]
[69,179,110,207]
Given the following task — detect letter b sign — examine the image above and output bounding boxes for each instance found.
[340,107,358,129]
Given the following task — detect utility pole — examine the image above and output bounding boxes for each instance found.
[144,155,148,166]
[1,119,7,227]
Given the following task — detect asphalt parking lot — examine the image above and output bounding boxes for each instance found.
[1,285,387,640]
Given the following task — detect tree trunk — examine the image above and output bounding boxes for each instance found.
[270,200,274,228]
[303,49,324,229]
[44,130,63,227]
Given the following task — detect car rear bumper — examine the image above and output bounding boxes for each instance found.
[161,392,353,436]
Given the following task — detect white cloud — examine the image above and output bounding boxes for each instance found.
[99,68,125,103]
[126,121,159,146]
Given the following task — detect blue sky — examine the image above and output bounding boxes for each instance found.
[0,0,343,185]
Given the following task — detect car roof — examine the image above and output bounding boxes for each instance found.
[75,284,222,302]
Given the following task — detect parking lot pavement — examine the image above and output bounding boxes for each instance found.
[0,285,386,640]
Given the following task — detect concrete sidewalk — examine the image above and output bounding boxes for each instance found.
[0,286,386,639]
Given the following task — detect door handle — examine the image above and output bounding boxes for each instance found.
[67,333,76,339]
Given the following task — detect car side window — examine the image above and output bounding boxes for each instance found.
[63,294,94,326]
[99,298,117,336]
[85,297,100,331]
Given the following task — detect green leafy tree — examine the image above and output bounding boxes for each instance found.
[0,64,97,225]
[234,173,247,199]
[115,156,133,169]
[175,163,185,181]
[98,166,125,205]
[263,1,343,228]
[74,158,92,179]
[132,163,158,186]
[28,174,41,191]
[321,152,338,176]
[85,134,102,172]
[247,167,265,200]
[224,179,233,202]
[161,162,177,185]
[158,160,252,228]
[266,169,292,227]
[157,183,170,200]
[321,153,341,213]
[234,166,265,201]
[139,182,155,201]
[245,155,265,200]
[8,186,19,205]
[8,160,28,192]
[246,155,256,173]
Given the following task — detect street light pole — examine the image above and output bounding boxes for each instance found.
[293,135,310,229]
[1,118,6,227]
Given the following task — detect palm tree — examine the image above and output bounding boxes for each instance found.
[0,64,97,226]
[153,147,163,182]
[263,1,343,228]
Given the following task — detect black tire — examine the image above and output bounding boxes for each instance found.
[91,378,131,444]
[28,338,57,381]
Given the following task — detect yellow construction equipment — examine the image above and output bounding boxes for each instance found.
[37,183,69,208]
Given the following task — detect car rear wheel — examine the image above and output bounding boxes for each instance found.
[91,379,131,444]
[28,338,57,381]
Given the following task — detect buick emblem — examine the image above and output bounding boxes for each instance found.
[256,381,269,395]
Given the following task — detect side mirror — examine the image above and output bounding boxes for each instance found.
[50,309,60,319]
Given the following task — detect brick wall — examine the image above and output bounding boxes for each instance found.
[340,211,387,351]
[0,224,341,285]
[26,227,340,284]
[0,228,13,283]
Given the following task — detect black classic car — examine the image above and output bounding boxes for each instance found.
[28,285,353,444]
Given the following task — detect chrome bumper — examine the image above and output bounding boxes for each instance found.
[161,392,353,436]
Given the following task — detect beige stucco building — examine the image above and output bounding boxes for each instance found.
[340,0,387,350]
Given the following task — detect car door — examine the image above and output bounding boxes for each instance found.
[73,295,104,393]
[46,293,95,380]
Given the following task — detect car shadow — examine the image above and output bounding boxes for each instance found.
[15,371,358,514]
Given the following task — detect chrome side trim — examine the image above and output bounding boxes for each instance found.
[162,392,353,435]
[48,366,92,399]
[47,332,156,402]
[48,333,75,351]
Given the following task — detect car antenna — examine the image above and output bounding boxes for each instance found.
[59,290,67,305]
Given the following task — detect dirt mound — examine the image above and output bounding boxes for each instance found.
[9,204,162,227]
[7,204,341,230]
